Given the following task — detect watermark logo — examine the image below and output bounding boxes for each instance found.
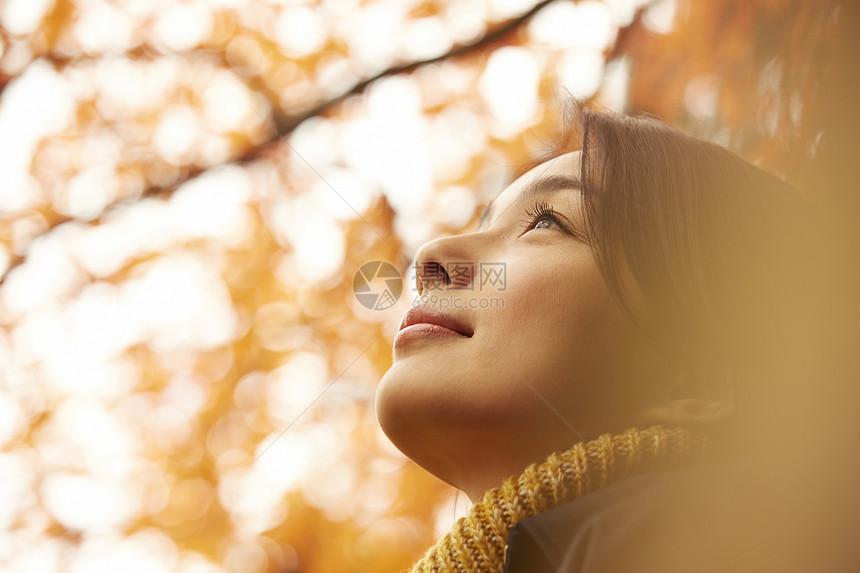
[353,261,403,310]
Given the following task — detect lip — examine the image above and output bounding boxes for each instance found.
[393,306,473,349]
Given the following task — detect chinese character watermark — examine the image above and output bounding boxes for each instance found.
[413,261,506,292]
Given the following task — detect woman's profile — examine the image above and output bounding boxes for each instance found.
[375,104,858,572]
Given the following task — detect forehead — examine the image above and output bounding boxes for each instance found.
[484,150,582,219]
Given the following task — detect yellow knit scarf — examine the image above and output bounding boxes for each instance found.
[410,425,708,573]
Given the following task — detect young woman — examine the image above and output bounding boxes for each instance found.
[375,107,857,572]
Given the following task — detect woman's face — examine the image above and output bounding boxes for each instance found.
[376,151,673,499]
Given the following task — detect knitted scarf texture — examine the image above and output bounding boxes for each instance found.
[409,425,708,573]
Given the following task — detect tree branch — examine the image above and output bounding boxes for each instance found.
[606,3,649,62]
[0,0,561,286]
[273,0,561,134]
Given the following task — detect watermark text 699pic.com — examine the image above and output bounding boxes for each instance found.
[412,294,505,310]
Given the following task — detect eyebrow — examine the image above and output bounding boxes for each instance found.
[476,174,582,231]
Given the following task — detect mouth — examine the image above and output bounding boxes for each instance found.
[397,306,474,338]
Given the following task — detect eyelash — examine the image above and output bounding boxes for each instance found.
[522,201,564,233]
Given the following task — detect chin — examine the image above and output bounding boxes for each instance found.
[377,364,520,445]
[374,365,425,447]
[373,369,398,436]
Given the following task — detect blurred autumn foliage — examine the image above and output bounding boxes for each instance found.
[0,0,856,572]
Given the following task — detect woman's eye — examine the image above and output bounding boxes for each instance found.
[530,217,560,231]
[522,201,565,234]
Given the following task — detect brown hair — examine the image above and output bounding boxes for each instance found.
[546,105,826,434]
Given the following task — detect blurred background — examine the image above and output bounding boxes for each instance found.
[0,0,856,571]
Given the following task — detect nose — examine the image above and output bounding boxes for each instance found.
[412,236,477,295]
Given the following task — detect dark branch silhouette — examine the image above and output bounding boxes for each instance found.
[0,0,655,286]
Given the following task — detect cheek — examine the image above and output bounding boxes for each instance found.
[476,255,637,415]
[498,254,621,361]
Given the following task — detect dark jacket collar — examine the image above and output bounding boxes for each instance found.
[505,454,860,573]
